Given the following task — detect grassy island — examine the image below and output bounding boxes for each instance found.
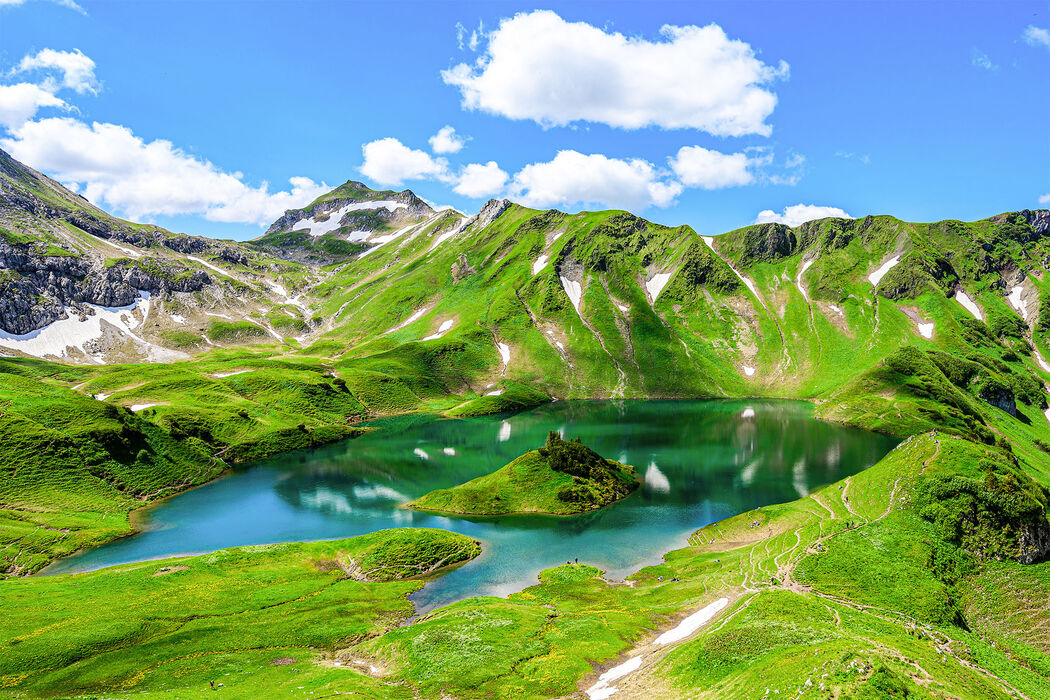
[408,431,638,516]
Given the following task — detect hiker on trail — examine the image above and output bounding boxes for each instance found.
[575,557,578,564]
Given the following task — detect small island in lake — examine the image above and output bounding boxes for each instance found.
[407,431,639,516]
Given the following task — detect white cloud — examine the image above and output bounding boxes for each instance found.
[668,146,752,189]
[12,48,98,93]
[508,150,682,211]
[1024,25,1050,50]
[453,161,507,198]
[1039,193,1050,205]
[360,137,450,186]
[971,49,998,71]
[0,83,65,129]
[429,125,467,154]
[1,117,328,225]
[835,150,871,165]
[442,10,787,135]
[754,204,852,228]
[0,0,85,13]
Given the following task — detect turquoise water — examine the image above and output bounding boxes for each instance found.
[43,400,898,612]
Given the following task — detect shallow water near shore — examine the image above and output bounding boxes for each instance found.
[44,400,898,612]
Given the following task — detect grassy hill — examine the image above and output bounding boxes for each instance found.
[3,147,1050,697]
[408,431,638,515]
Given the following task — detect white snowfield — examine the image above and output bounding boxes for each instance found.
[561,276,583,313]
[1036,351,1050,374]
[496,342,510,367]
[0,291,181,363]
[917,322,934,339]
[585,597,730,699]
[955,290,983,320]
[187,256,234,279]
[655,597,730,645]
[130,403,160,412]
[867,255,901,287]
[290,201,408,237]
[422,319,454,341]
[427,216,468,252]
[796,259,815,301]
[170,314,186,324]
[645,272,672,302]
[743,365,756,376]
[485,389,504,396]
[532,254,549,276]
[442,447,456,456]
[1008,285,1027,319]
[828,304,845,317]
[413,448,429,461]
[212,369,252,378]
[384,307,429,335]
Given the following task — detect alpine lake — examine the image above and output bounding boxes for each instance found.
[44,400,899,613]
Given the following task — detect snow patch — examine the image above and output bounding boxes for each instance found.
[796,259,815,301]
[413,448,430,461]
[560,276,583,313]
[290,201,408,237]
[442,447,456,456]
[1008,285,1027,319]
[532,254,549,276]
[205,312,231,319]
[130,403,160,412]
[485,389,504,396]
[828,304,845,317]
[615,303,629,313]
[917,322,934,339]
[170,314,186,324]
[742,366,756,377]
[497,342,510,367]
[955,290,983,320]
[867,255,901,287]
[586,655,644,700]
[384,307,429,335]
[213,369,252,378]
[701,236,762,303]
[422,319,454,341]
[1036,351,1050,374]
[0,291,173,362]
[427,216,468,252]
[188,256,235,279]
[645,272,672,302]
[654,598,729,645]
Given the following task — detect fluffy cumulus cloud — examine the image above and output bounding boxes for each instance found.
[508,150,683,210]
[0,83,65,129]
[442,10,788,135]
[0,48,99,130]
[428,125,467,154]
[453,161,508,198]
[12,48,98,94]
[668,146,753,189]
[1024,25,1050,50]
[1,117,329,224]
[360,137,450,186]
[1039,193,1050,205]
[754,204,852,228]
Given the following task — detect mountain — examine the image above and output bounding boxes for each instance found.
[3,146,1050,698]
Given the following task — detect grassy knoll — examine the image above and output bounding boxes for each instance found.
[408,432,638,515]
[0,529,480,698]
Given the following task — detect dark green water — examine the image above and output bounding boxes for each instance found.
[44,400,898,611]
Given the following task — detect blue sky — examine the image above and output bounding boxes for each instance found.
[1,0,1048,240]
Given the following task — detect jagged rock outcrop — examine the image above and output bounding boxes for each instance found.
[0,239,212,334]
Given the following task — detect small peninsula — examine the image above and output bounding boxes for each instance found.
[408,432,639,516]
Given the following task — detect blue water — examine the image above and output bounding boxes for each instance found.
[43,400,898,612]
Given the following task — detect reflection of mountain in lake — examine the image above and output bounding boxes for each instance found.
[48,400,898,610]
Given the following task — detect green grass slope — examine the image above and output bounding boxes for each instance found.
[0,528,480,698]
[408,432,638,516]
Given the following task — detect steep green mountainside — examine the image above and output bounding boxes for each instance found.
[3,146,1050,697]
